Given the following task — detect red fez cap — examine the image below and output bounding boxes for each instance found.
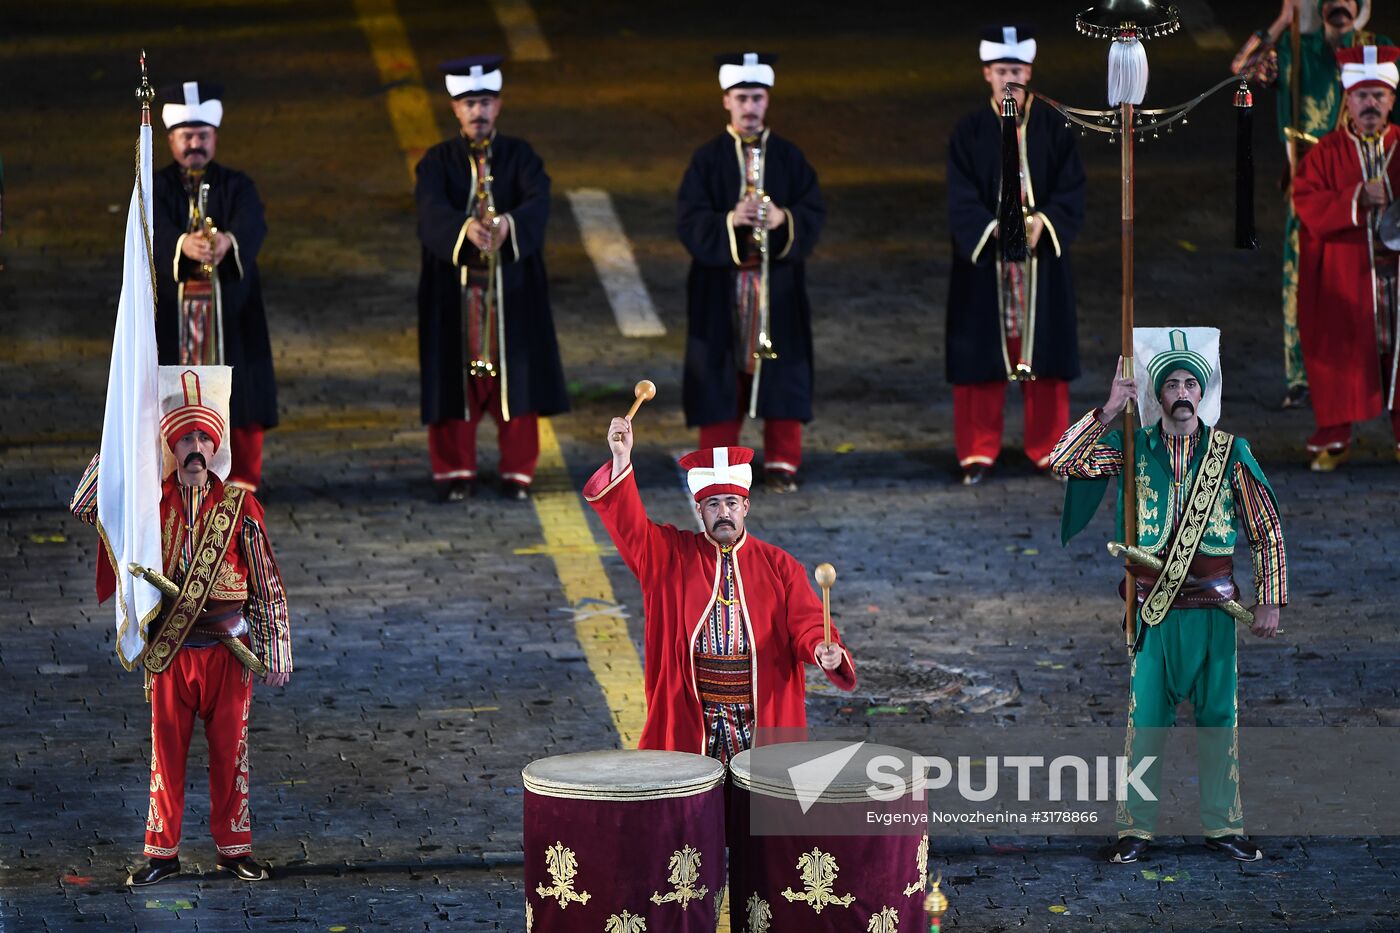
[679,446,755,501]
[159,370,226,452]
[1337,45,1400,90]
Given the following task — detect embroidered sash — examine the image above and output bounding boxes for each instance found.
[1139,429,1235,627]
[143,484,246,673]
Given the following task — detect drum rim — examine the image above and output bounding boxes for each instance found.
[523,773,725,801]
[522,749,726,801]
[728,742,928,802]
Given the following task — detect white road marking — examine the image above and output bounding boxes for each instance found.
[567,188,667,337]
[1173,0,1234,51]
[489,0,553,62]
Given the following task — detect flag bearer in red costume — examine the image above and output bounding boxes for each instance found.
[70,366,292,887]
[585,415,856,761]
[1294,45,1400,469]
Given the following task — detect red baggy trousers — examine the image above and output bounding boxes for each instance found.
[428,376,540,485]
[144,641,254,859]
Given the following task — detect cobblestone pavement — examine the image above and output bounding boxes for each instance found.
[3,1,1399,930]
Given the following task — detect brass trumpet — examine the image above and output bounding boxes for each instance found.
[197,181,218,279]
[748,144,776,362]
[468,150,500,379]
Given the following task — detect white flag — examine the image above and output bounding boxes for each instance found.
[97,121,163,669]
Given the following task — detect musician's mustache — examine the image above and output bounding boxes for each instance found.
[1170,399,1195,414]
[713,519,736,529]
[1326,7,1354,23]
[183,452,207,468]
[1362,107,1382,118]
[184,148,208,157]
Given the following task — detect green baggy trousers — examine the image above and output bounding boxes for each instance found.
[1116,607,1244,840]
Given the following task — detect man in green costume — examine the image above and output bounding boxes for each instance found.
[1049,329,1288,864]
[1240,0,1390,407]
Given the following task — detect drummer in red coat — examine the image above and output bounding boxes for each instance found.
[1294,44,1400,470]
[584,416,856,761]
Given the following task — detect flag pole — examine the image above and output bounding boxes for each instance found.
[96,50,164,672]
[1119,101,1138,650]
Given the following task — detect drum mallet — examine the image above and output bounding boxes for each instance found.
[612,379,657,441]
[815,562,837,646]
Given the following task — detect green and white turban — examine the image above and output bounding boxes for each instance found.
[1134,327,1223,426]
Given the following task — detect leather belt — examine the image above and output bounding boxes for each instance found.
[1121,574,1239,610]
[187,606,248,644]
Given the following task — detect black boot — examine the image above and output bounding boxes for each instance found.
[764,470,799,494]
[127,856,181,886]
[1099,836,1150,864]
[1205,835,1263,861]
[216,855,272,881]
[499,479,530,501]
[436,478,475,503]
[960,463,990,486]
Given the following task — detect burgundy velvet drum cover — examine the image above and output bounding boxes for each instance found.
[522,749,727,931]
[728,742,929,932]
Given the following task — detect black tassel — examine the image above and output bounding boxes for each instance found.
[1234,83,1258,250]
[999,95,1029,262]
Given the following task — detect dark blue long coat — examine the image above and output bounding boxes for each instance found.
[415,134,569,424]
[153,161,277,429]
[677,130,825,425]
[946,96,1085,384]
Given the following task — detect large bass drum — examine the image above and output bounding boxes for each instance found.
[522,749,726,931]
[728,741,929,932]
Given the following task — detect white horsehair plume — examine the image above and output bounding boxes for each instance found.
[1107,36,1149,107]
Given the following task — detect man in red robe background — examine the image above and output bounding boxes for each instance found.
[1294,44,1400,470]
[584,415,856,761]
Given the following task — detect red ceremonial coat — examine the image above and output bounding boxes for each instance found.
[1293,121,1400,426]
[584,462,857,753]
[96,474,260,607]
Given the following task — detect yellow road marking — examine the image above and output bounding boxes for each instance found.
[533,421,646,745]
[489,0,554,61]
[512,542,617,556]
[351,0,442,179]
[352,0,646,749]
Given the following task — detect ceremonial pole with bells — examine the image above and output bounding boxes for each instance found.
[998,1,1258,647]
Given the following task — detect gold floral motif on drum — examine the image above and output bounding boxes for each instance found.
[869,906,900,933]
[780,847,855,913]
[604,910,647,933]
[902,835,929,896]
[649,843,709,909]
[536,841,592,908]
[745,893,773,933]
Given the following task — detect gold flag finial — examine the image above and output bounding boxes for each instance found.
[924,871,949,926]
[136,49,154,125]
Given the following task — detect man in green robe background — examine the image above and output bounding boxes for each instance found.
[1049,328,1288,864]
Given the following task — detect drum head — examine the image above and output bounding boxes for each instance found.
[523,749,725,801]
[731,741,926,803]
[1380,200,1400,252]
